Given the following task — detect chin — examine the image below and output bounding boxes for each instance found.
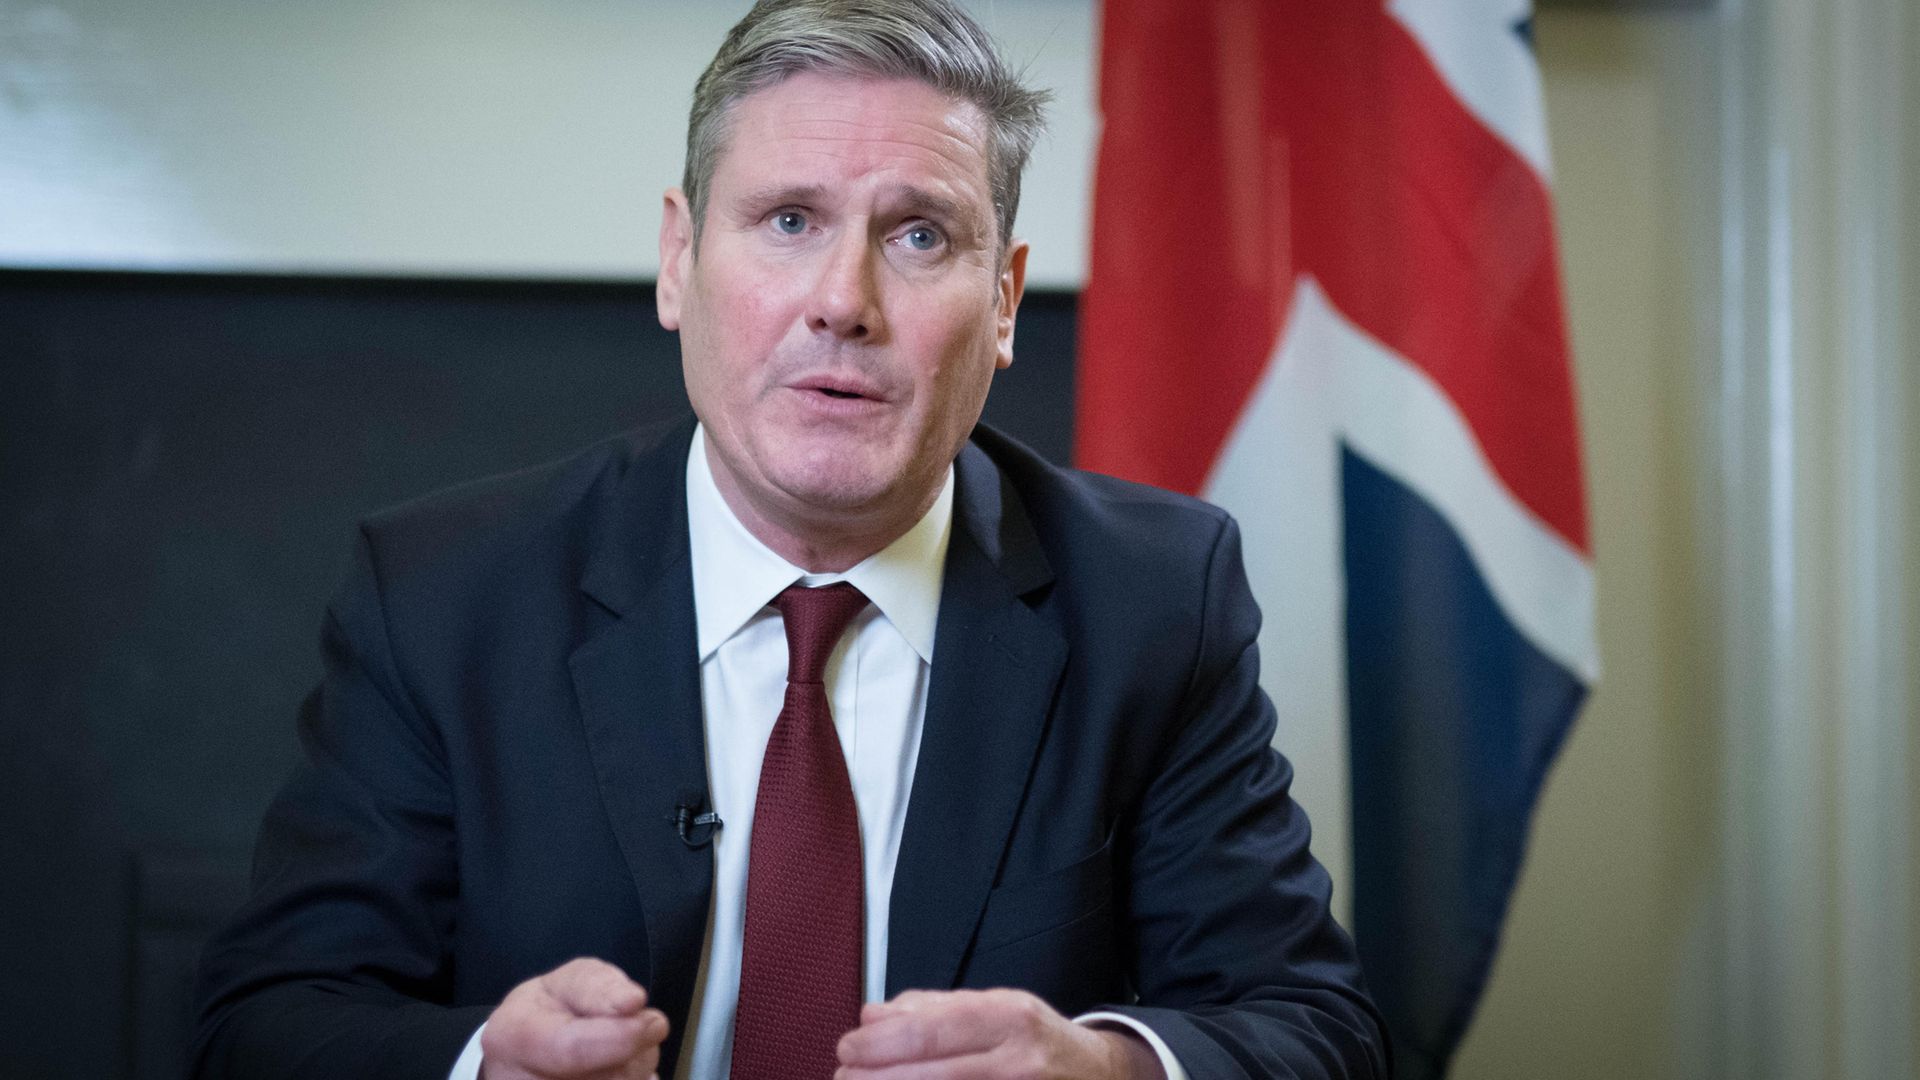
[776,472,897,516]
[767,451,897,512]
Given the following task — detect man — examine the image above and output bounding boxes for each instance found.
[193,2,1389,1078]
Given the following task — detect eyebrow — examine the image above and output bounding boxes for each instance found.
[731,184,831,212]
[888,188,981,238]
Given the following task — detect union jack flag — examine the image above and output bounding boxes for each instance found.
[1076,2,1596,1075]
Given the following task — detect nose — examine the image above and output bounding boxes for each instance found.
[805,230,884,342]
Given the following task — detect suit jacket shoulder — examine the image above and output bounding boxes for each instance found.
[968,423,1233,559]
[355,419,685,608]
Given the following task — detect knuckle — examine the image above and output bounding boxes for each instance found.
[998,1041,1048,1080]
[900,1020,937,1058]
[556,956,602,985]
[551,1026,601,1072]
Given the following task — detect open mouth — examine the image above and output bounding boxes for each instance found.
[798,376,882,403]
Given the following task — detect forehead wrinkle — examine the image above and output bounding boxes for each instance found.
[736,136,987,215]
[775,125,986,188]
[779,110,983,146]
[741,77,990,174]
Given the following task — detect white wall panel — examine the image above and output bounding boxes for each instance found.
[0,0,1096,286]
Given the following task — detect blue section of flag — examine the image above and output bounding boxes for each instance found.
[1340,447,1587,1079]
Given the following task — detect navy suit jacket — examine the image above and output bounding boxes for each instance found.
[193,417,1389,1079]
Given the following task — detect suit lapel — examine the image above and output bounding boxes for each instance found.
[568,418,712,1054]
[887,440,1066,995]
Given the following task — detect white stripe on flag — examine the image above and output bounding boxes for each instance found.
[1204,278,1600,925]
[1205,284,1355,927]
[1304,280,1600,683]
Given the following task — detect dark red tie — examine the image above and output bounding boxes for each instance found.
[731,582,870,1080]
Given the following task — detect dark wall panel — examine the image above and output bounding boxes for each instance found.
[0,269,1078,1078]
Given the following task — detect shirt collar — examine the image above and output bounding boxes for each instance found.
[685,424,951,664]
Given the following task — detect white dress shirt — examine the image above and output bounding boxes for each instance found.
[679,425,948,1078]
[452,427,1185,1080]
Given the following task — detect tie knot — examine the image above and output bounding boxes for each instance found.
[773,582,871,684]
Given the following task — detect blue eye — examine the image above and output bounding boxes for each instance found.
[902,226,941,251]
[772,211,807,235]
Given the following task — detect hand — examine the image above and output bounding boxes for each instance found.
[478,957,670,1080]
[835,988,1165,1080]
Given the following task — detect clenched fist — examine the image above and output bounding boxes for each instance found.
[479,958,670,1080]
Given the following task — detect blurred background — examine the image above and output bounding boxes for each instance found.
[2,1,1914,1077]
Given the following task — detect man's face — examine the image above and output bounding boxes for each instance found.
[657,72,1026,551]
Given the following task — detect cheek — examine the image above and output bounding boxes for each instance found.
[917,325,1001,427]
[942,302,1005,382]
[709,272,795,363]
[685,297,765,399]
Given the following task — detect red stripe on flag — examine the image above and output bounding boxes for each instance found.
[1077,1,1590,555]
[1077,1,1294,499]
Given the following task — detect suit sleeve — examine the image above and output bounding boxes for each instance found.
[1105,515,1392,1079]
[191,525,491,1079]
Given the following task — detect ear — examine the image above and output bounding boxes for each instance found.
[657,187,696,331]
[994,239,1029,371]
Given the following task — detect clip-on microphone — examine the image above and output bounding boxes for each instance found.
[669,798,723,848]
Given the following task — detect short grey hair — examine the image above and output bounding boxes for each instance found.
[682,0,1051,254]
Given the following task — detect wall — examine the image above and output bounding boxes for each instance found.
[1454,10,1720,1077]
[0,0,1096,286]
